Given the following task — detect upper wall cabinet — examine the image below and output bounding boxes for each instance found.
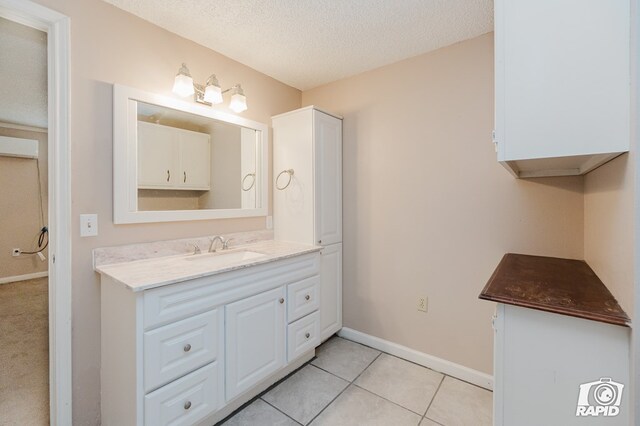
[138,121,211,190]
[495,0,630,178]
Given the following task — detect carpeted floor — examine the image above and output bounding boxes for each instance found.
[0,277,49,426]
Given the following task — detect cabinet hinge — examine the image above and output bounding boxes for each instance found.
[492,130,498,152]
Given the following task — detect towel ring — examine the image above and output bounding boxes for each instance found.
[242,173,256,191]
[276,169,294,190]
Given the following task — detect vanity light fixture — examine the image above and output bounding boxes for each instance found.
[172,63,248,112]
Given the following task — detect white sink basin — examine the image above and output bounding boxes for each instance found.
[183,250,266,267]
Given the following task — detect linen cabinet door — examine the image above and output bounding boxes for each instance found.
[320,243,342,341]
[178,130,210,190]
[225,286,286,401]
[137,121,178,188]
[314,110,342,246]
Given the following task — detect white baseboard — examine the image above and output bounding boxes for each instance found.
[338,327,493,390]
[0,271,48,285]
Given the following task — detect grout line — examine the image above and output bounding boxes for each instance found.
[351,383,427,417]
[308,363,352,383]
[421,375,445,422]
[303,352,382,425]
[422,415,446,426]
[260,397,304,425]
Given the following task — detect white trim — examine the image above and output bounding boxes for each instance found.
[338,327,494,390]
[272,105,343,121]
[0,120,48,133]
[0,271,48,285]
[0,2,72,425]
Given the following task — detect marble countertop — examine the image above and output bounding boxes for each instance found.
[95,239,320,292]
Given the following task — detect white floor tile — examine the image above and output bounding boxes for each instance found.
[426,376,492,426]
[355,353,444,414]
[309,385,421,426]
[311,337,380,381]
[262,364,349,425]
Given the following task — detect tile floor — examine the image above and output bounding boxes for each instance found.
[221,336,492,426]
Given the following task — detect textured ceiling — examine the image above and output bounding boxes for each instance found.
[0,17,47,128]
[102,0,493,90]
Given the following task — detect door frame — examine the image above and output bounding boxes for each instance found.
[0,1,72,424]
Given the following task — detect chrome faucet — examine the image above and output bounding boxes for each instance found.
[209,236,231,252]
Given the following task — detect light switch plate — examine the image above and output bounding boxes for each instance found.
[80,214,98,237]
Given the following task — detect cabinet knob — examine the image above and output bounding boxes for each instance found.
[183,344,191,352]
[318,240,322,244]
[305,294,310,301]
[184,401,192,410]
[305,332,310,339]
[167,170,170,182]
[279,298,285,304]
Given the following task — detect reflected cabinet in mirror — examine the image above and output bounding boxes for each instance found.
[113,85,268,223]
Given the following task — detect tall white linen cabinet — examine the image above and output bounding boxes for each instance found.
[272,106,343,341]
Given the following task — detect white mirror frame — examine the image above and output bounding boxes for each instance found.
[113,84,268,224]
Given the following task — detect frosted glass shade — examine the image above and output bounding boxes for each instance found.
[173,74,194,97]
[204,84,223,104]
[229,92,247,113]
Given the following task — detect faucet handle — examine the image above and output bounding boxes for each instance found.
[187,242,201,255]
[223,238,233,250]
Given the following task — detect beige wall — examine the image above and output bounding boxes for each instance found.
[302,33,585,375]
[584,154,635,319]
[0,127,49,280]
[30,0,300,423]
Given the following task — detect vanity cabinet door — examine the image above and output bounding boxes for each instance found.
[178,131,210,190]
[320,243,342,341]
[314,110,342,246]
[137,121,178,188]
[225,286,285,401]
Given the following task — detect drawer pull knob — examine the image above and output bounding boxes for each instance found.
[305,294,310,301]
[305,332,311,339]
[184,401,192,410]
[279,298,285,304]
[183,344,192,352]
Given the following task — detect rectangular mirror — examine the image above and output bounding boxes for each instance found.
[113,85,268,223]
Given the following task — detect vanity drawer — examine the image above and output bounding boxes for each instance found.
[143,253,321,329]
[287,311,320,362]
[144,309,220,392]
[144,361,219,426]
[287,275,320,323]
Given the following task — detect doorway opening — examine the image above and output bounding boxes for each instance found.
[0,15,50,425]
[0,1,71,424]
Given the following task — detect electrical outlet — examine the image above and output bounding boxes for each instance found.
[12,248,21,257]
[417,297,428,313]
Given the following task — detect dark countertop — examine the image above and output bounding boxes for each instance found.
[479,253,630,327]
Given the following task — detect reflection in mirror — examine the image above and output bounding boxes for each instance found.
[135,102,259,212]
[113,84,267,224]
